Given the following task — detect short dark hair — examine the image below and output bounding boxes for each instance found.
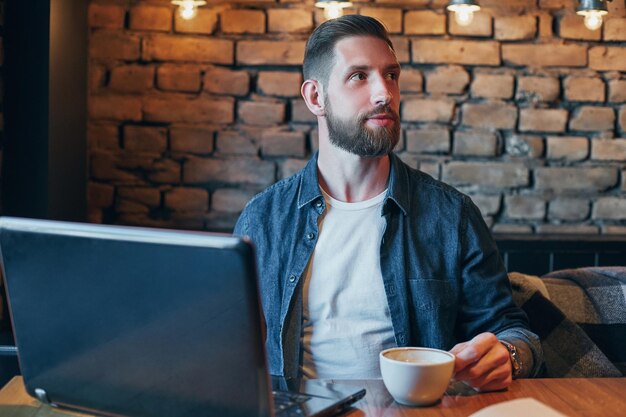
[302,15,394,86]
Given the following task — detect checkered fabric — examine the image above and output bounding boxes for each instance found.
[509,267,626,378]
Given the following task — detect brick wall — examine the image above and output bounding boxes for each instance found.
[87,0,626,235]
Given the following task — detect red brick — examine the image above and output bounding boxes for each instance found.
[609,80,626,103]
[535,167,617,191]
[593,197,626,220]
[280,159,308,179]
[505,135,544,158]
[91,151,141,182]
[88,123,119,151]
[90,65,106,93]
[204,67,250,96]
[378,0,429,4]
[258,71,302,97]
[470,195,501,216]
[608,0,626,17]
[620,106,626,131]
[216,131,258,156]
[477,0,538,13]
[157,64,201,93]
[123,125,167,153]
[291,99,317,123]
[238,101,285,126]
[360,7,402,34]
[412,39,500,66]
[221,9,265,34]
[109,65,154,94]
[399,69,423,93]
[548,198,590,221]
[539,0,576,8]
[604,226,626,234]
[492,224,533,234]
[519,109,568,132]
[143,96,234,124]
[129,5,171,32]
[494,16,536,40]
[88,182,115,208]
[589,46,626,71]
[268,9,313,33]
[546,136,589,161]
[559,15,601,41]
[517,76,560,102]
[237,41,305,65]
[117,199,150,214]
[261,131,306,157]
[118,187,161,207]
[448,12,492,37]
[404,10,445,35]
[443,162,529,188]
[569,106,615,132]
[405,128,450,154]
[143,34,233,64]
[88,3,126,29]
[403,98,455,123]
[505,196,545,220]
[536,225,599,235]
[174,8,218,35]
[148,159,181,184]
[564,76,605,102]
[212,189,256,213]
[604,18,626,41]
[471,73,514,99]
[90,31,141,61]
[89,96,142,121]
[165,187,209,212]
[426,65,469,95]
[390,36,410,64]
[171,126,215,154]
[538,12,553,38]
[591,138,626,160]
[462,103,518,129]
[503,44,587,67]
[453,131,499,156]
[184,157,275,186]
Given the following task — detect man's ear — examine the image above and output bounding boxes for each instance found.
[301,79,326,117]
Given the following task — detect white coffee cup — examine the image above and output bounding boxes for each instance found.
[379,347,455,406]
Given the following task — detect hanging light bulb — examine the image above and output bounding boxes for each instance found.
[315,1,353,20]
[576,0,609,31]
[447,0,481,27]
[172,0,207,20]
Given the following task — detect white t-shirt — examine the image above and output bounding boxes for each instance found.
[301,188,396,379]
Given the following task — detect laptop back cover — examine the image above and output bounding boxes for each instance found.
[0,217,272,417]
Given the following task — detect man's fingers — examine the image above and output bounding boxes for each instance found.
[451,332,498,373]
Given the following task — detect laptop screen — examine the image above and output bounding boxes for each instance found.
[0,217,271,417]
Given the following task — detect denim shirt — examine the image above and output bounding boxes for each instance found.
[234,153,542,378]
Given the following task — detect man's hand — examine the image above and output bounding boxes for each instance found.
[449,332,512,392]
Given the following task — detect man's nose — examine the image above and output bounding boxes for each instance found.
[371,77,392,106]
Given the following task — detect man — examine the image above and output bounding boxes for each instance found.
[234,15,542,391]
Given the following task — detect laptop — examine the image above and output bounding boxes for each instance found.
[0,216,365,417]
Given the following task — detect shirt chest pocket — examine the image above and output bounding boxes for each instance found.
[408,279,456,311]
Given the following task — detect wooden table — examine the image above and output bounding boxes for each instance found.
[0,376,625,417]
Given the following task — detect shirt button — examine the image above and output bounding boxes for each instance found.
[288,274,296,283]
[306,232,315,240]
[315,200,323,208]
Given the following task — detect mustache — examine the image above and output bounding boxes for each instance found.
[361,105,400,122]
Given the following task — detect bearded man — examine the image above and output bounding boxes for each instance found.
[234,15,543,390]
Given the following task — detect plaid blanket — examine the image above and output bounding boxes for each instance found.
[509,267,626,377]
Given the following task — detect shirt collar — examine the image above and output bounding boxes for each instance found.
[297,152,410,216]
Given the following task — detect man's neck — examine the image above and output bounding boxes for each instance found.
[317,142,391,203]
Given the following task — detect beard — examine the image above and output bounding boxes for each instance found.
[324,98,401,158]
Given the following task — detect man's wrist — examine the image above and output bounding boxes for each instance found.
[499,340,523,379]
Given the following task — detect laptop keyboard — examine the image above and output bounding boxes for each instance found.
[272,390,311,416]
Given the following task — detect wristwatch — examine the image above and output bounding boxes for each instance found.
[500,340,523,379]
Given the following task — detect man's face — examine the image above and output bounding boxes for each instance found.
[323,36,401,157]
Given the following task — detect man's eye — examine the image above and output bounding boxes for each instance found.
[350,73,366,81]
[386,72,399,80]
